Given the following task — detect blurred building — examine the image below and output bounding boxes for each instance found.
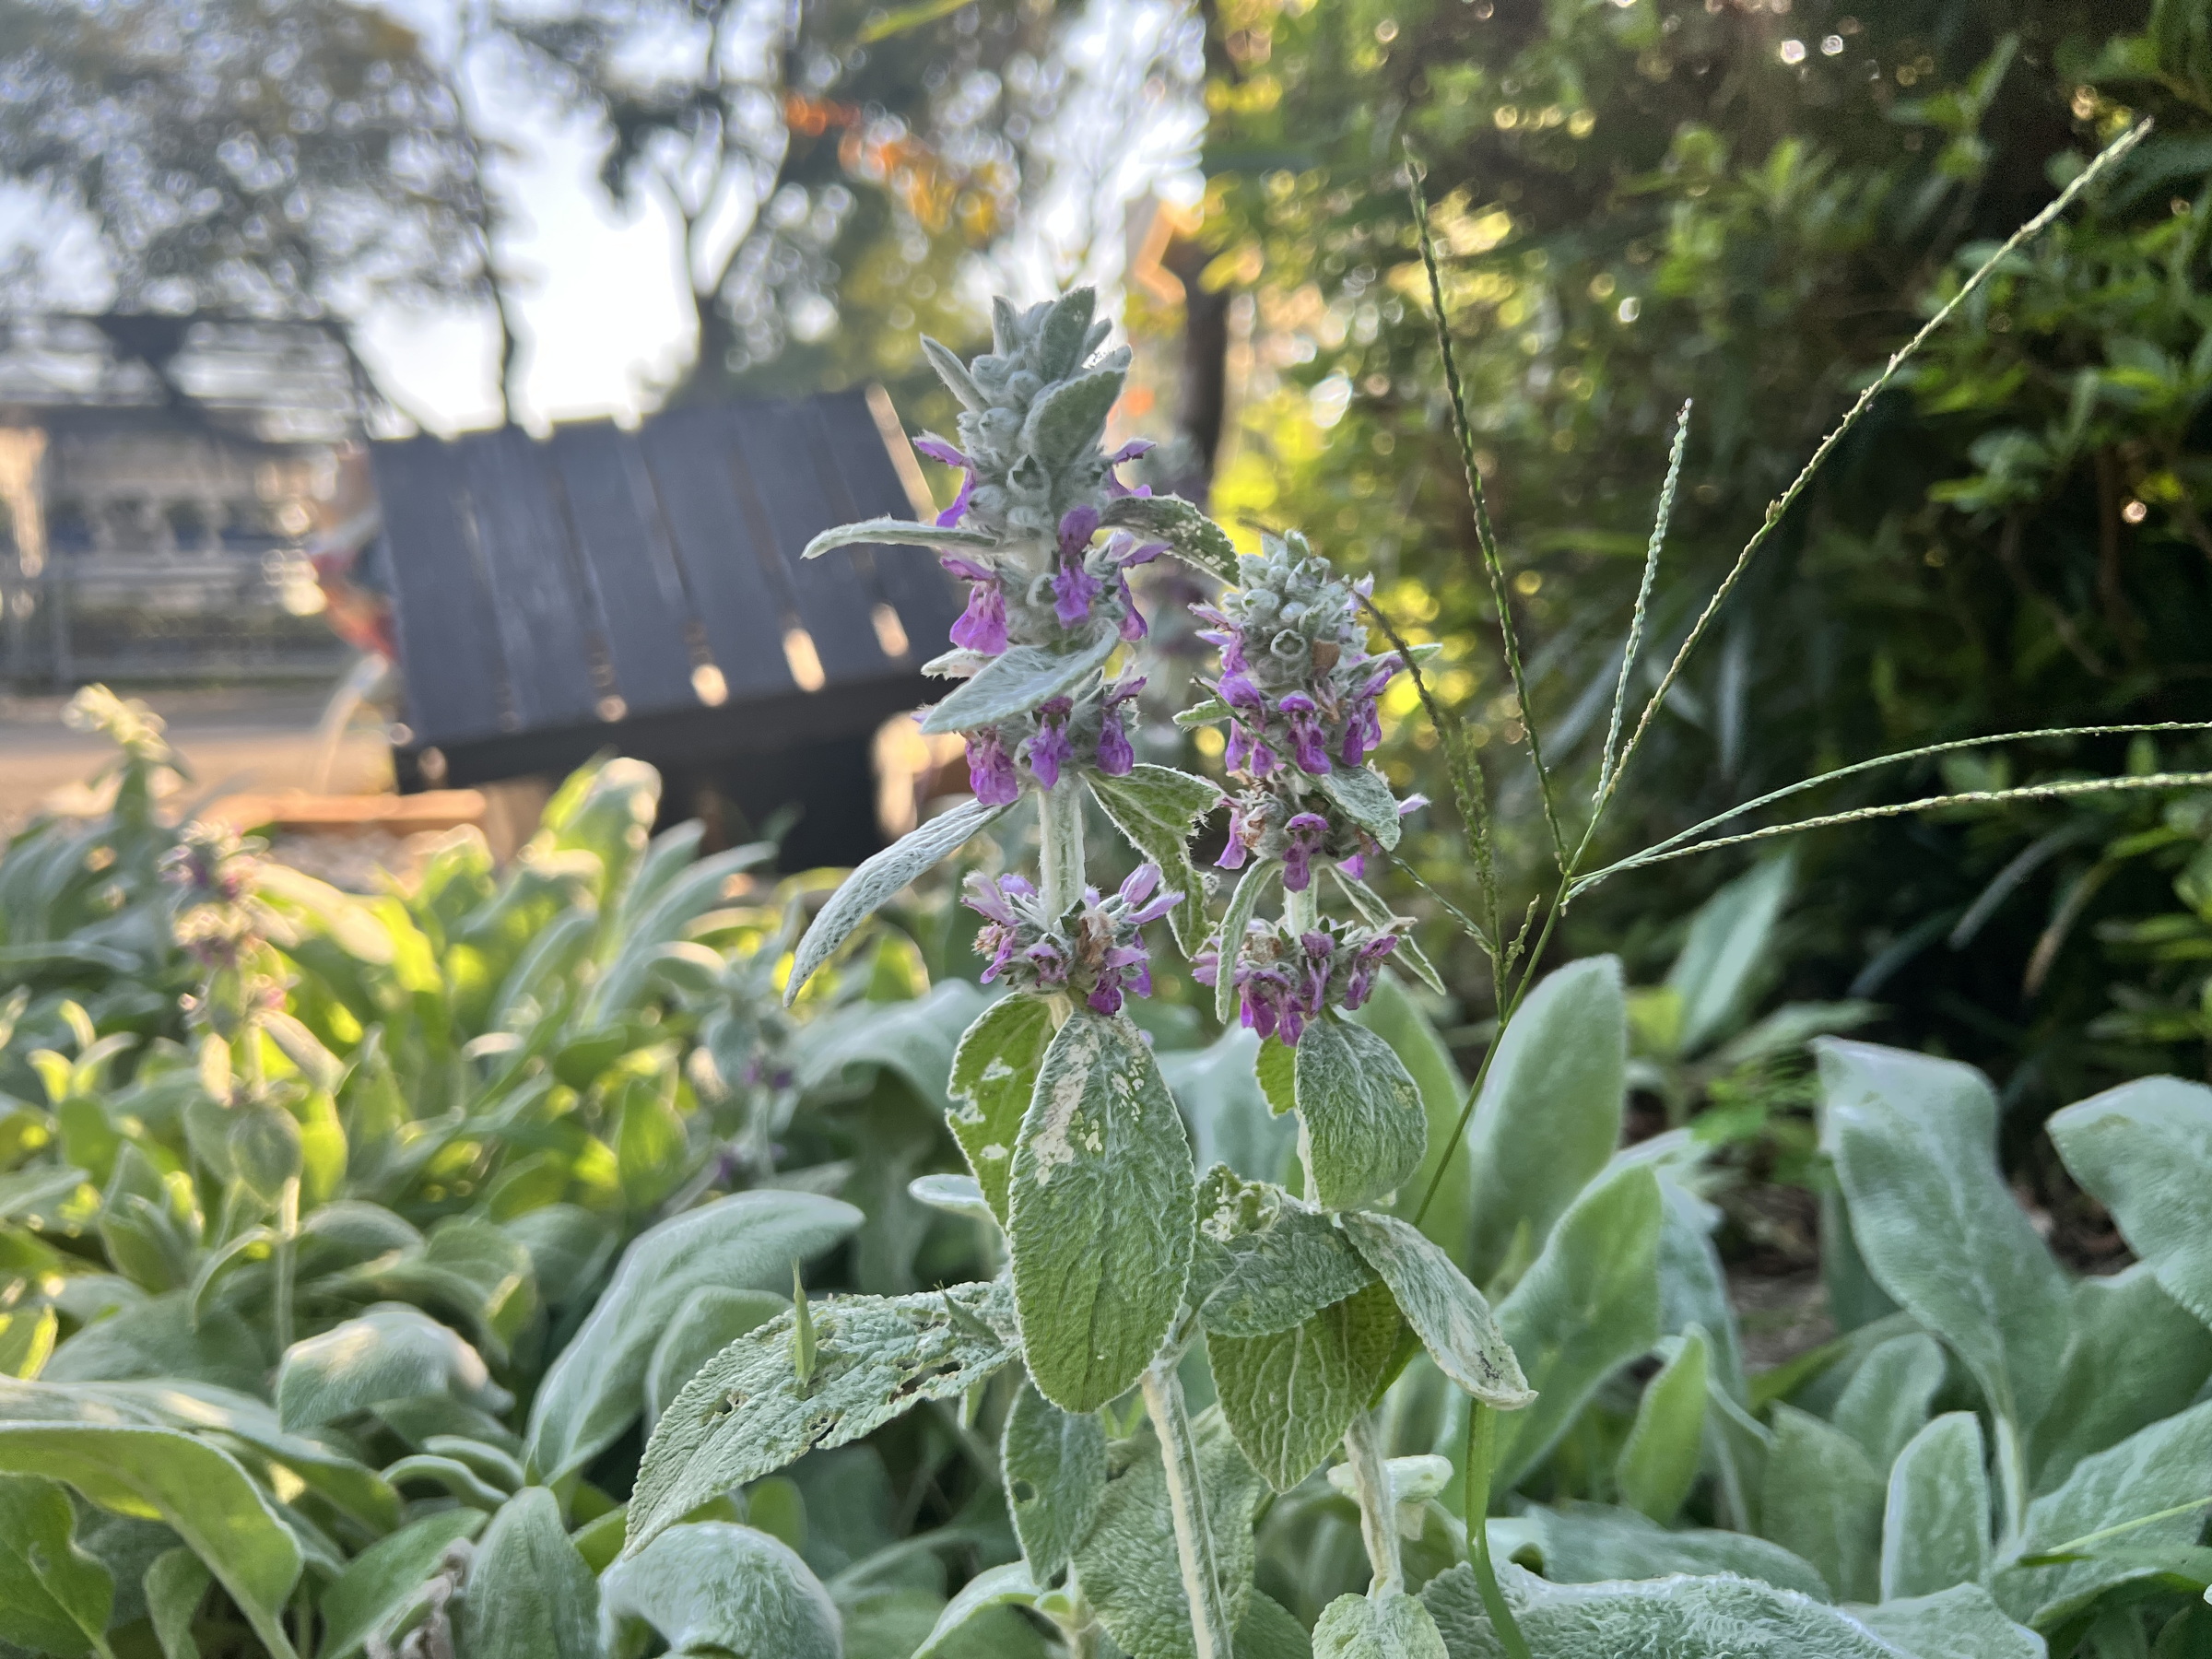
[0,313,376,688]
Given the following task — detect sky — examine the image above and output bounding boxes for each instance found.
[0,0,1204,437]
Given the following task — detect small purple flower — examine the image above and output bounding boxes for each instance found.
[941,556,1007,654]
[1344,935,1399,1011]
[1218,799,1258,871]
[913,434,978,528]
[967,727,1020,805]
[1025,698,1075,790]
[1117,862,1181,925]
[1224,719,1277,778]
[1096,677,1144,777]
[1278,692,1331,775]
[1338,851,1367,880]
[1053,562,1104,630]
[1103,438,1155,499]
[1281,812,1329,892]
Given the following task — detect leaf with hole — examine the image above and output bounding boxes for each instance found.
[1190,1168,1373,1339]
[1002,1378,1105,1583]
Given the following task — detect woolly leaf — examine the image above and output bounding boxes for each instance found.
[0,1474,112,1657]
[1002,1379,1106,1583]
[1295,1014,1427,1213]
[803,516,997,559]
[1191,1169,1374,1339]
[454,1488,597,1659]
[2047,1077,2212,1330]
[599,1522,838,1659]
[1210,1279,1400,1492]
[947,994,1057,1225]
[1088,765,1223,954]
[919,632,1124,736]
[1313,1590,1449,1659]
[1341,1209,1529,1406]
[1881,1413,1990,1602]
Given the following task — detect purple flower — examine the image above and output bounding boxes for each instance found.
[1224,719,1277,778]
[1278,692,1331,775]
[913,434,978,528]
[1282,812,1329,892]
[1096,677,1143,777]
[1104,438,1155,499]
[1053,562,1104,630]
[1025,698,1075,790]
[1338,851,1367,880]
[1117,863,1181,926]
[1344,935,1399,1011]
[967,728,1020,805]
[941,557,1007,654]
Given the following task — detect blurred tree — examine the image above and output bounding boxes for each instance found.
[0,0,503,415]
[1191,0,2212,1108]
[492,0,1071,406]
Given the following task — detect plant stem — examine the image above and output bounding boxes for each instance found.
[1464,1402,1533,1659]
[1283,880,1319,934]
[1994,1410,2030,1551]
[1344,1410,1405,1595]
[273,1173,300,1358]
[1038,783,1086,924]
[1141,1361,1234,1659]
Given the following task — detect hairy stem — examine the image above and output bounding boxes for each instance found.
[1283,880,1319,934]
[1141,1362,1234,1659]
[1465,1403,1533,1659]
[1994,1410,2030,1553]
[1344,1410,1405,1595]
[1038,783,1087,924]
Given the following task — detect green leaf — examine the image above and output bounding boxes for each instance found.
[352,1218,539,1364]
[787,799,1011,999]
[1255,1033,1297,1119]
[1240,1591,1314,1659]
[1488,1164,1662,1489]
[44,1293,265,1394]
[1832,1333,1947,1475]
[1294,1015,1426,1211]
[1008,1009,1195,1413]
[1761,1403,1886,1603]
[802,515,998,559]
[2047,1077,2212,1330]
[1341,1210,1528,1406]
[1425,1560,1910,1659]
[1346,975,1465,1251]
[1881,1413,1990,1602]
[1490,1501,1829,1599]
[1088,765,1224,954]
[1101,493,1240,583]
[1850,1584,2043,1659]
[276,1304,495,1432]
[912,1562,1044,1658]
[1615,1328,1709,1524]
[1315,766,1403,849]
[1021,368,1124,470]
[1816,1040,2069,1432]
[1210,1280,1401,1492]
[919,631,1124,735]
[1998,1399,2212,1628]
[145,1546,210,1659]
[453,1488,597,1659]
[228,1100,303,1205]
[1464,957,1627,1286]
[947,994,1057,1225]
[526,1189,862,1481]
[0,1424,300,1658]
[1073,1406,1268,1659]
[909,1171,996,1222]
[1312,1590,1450,1658]
[1002,1379,1105,1583]
[643,1288,788,1429]
[0,1307,57,1380]
[1664,857,1794,1056]
[626,1279,1016,1558]
[1653,1173,1746,1401]
[920,336,984,406]
[0,1473,112,1657]
[1036,287,1098,379]
[599,1521,838,1659]
[2031,1264,2212,1491]
[799,978,992,1118]
[318,1509,486,1659]
[1161,1030,1298,1186]
[1215,861,1278,1024]
[1191,1170,1374,1338]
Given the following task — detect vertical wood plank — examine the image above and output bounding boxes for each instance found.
[547,422,699,717]
[372,436,509,744]
[806,391,962,654]
[455,428,602,730]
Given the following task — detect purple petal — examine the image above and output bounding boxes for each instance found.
[912,434,968,467]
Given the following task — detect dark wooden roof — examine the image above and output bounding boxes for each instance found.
[372,388,958,789]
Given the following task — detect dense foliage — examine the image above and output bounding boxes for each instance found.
[1190,0,2212,1111]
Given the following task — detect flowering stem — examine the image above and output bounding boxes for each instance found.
[1038,784,1086,924]
[1344,1410,1404,1595]
[1283,881,1319,935]
[1141,1361,1234,1659]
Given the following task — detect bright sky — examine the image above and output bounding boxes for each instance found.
[0,0,1204,436]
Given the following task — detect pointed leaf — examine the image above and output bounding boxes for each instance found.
[1334,873,1444,995]
[1294,1015,1426,1211]
[1493,1501,1829,1599]
[318,1509,486,1659]
[948,994,1057,1225]
[1817,1040,2069,1431]
[145,1546,210,1659]
[1347,975,1466,1250]
[526,1189,861,1481]
[1882,1413,1991,1602]
[1488,1164,1663,1489]
[1315,765,1402,849]
[1088,765,1224,953]
[1342,1210,1528,1406]
[0,1473,112,1657]
[1214,860,1278,1024]
[1762,1403,1886,1603]
[1210,1279,1400,1492]
[454,1488,597,1659]
[1100,493,1239,582]
[1665,858,1794,1055]
[626,1280,1017,1557]
[276,1304,494,1432]
[920,336,984,407]
[1002,1380,1106,1583]
[1616,1329,1710,1524]
[1192,1170,1374,1339]
[787,799,1011,1000]
[1833,1333,1947,1475]
[803,515,996,559]
[919,632,1123,735]
[915,1561,1042,1658]
[1464,957,1627,1284]
[1008,1010,1195,1413]
[599,1521,838,1659]
[2047,1077,2212,1330]
[1021,369,1123,471]
[2031,1264,2212,1491]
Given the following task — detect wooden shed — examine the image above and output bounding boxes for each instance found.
[370,388,956,866]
